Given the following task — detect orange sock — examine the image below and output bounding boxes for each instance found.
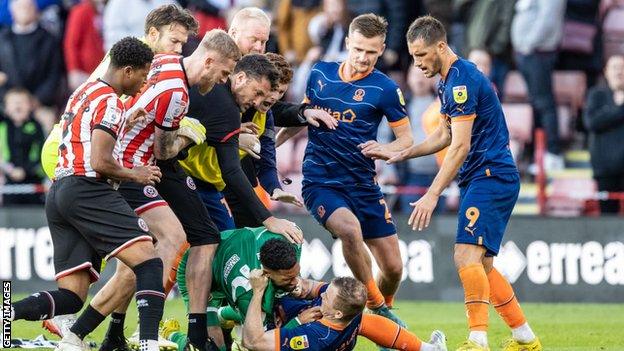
[365,279,385,309]
[458,263,490,331]
[487,268,526,328]
[384,294,395,309]
[359,314,422,351]
[164,243,190,295]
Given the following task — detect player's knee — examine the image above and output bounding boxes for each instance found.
[332,222,362,244]
[116,263,138,288]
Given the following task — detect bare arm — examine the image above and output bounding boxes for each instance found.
[242,270,276,351]
[408,117,473,231]
[276,126,305,147]
[91,129,161,184]
[360,120,414,157]
[427,118,472,195]
[153,127,192,160]
[401,117,451,160]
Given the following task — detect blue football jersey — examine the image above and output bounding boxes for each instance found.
[438,58,517,186]
[276,314,362,351]
[302,61,408,188]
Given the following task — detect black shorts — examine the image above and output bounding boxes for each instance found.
[118,182,169,215]
[156,158,220,246]
[46,176,153,283]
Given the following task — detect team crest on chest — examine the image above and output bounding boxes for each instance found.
[353,88,365,102]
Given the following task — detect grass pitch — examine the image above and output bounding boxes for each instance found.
[9,297,624,350]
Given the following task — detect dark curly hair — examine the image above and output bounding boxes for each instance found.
[233,54,280,90]
[259,238,297,271]
[266,52,293,86]
[109,37,154,69]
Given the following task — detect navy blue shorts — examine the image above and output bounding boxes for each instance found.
[302,184,396,239]
[195,179,235,232]
[456,173,520,256]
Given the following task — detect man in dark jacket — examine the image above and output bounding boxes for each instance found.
[583,55,624,214]
[0,0,63,108]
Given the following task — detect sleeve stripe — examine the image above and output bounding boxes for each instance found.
[274,329,280,351]
[220,128,241,143]
[388,117,409,128]
[451,113,477,122]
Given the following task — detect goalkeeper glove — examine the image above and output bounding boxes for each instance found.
[178,117,206,145]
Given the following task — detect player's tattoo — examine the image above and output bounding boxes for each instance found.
[154,129,184,160]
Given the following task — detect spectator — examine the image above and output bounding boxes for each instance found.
[511,0,567,171]
[378,66,443,214]
[583,55,624,214]
[276,0,320,64]
[0,0,63,109]
[0,89,45,205]
[346,0,408,71]
[103,0,173,50]
[0,0,59,27]
[468,48,492,78]
[288,0,349,101]
[63,0,105,91]
[464,0,515,99]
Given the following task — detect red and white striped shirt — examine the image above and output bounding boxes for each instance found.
[55,79,125,179]
[115,54,189,167]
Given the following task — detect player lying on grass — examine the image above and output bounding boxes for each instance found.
[243,271,447,351]
[170,226,446,351]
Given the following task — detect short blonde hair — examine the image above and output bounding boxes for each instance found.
[229,7,270,31]
[198,29,242,61]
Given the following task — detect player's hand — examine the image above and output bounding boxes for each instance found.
[384,146,417,164]
[124,108,148,132]
[239,133,261,159]
[241,121,260,135]
[133,165,162,186]
[178,117,207,145]
[271,189,304,207]
[249,269,269,292]
[263,216,304,244]
[408,191,439,231]
[304,108,338,130]
[297,306,323,324]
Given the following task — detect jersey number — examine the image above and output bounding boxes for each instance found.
[230,264,251,301]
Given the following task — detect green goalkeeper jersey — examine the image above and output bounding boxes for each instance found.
[177,226,301,325]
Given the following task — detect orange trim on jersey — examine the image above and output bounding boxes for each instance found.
[274,329,280,351]
[388,117,409,128]
[451,113,477,122]
[319,318,347,331]
[338,62,374,82]
[312,282,328,297]
[302,96,310,104]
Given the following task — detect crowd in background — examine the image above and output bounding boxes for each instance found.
[1,0,623,215]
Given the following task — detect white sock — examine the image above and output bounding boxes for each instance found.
[140,339,159,351]
[512,322,536,343]
[469,331,488,347]
[420,343,436,351]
